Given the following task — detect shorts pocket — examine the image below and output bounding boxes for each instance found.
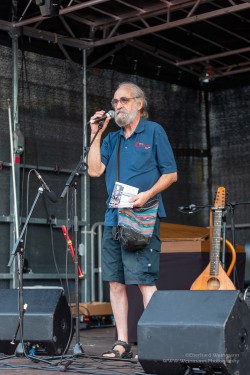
[141,247,160,275]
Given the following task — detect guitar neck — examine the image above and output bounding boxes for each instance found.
[210,210,223,276]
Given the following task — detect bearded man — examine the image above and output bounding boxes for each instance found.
[87,82,177,358]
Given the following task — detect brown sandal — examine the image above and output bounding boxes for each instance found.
[102,340,133,358]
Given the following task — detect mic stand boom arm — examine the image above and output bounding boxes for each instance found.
[60,156,84,200]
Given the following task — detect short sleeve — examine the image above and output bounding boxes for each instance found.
[155,125,177,174]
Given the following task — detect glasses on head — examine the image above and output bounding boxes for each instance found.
[111,96,140,108]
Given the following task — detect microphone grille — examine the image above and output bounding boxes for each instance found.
[108,110,115,118]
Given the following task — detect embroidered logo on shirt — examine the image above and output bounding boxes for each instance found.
[135,142,151,149]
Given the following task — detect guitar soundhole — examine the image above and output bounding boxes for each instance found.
[207,277,220,290]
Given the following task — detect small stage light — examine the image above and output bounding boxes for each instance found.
[35,0,61,17]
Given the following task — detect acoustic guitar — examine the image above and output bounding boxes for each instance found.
[190,186,235,290]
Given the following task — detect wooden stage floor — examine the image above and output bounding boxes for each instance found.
[0,326,142,375]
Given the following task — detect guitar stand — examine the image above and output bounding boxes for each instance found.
[227,199,250,286]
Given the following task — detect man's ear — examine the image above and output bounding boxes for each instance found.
[137,98,143,111]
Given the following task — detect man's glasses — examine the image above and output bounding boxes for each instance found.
[111,97,140,108]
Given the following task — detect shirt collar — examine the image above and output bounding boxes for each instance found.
[119,118,145,137]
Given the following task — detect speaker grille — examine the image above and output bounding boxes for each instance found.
[138,290,250,375]
[0,288,72,355]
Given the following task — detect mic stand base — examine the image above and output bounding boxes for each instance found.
[15,343,25,357]
[72,342,84,355]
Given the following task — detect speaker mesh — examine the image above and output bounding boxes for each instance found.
[138,290,250,375]
[0,288,72,355]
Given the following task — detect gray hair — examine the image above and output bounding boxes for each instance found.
[117,82,148,119]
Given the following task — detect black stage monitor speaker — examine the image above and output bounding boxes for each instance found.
[0,287,72,356]
[138,290,250,375]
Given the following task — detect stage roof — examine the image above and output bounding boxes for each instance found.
[0,0,250,89]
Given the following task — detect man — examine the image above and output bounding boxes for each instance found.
[88,82,177,358]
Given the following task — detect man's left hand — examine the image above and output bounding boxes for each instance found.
[129,192,151,207]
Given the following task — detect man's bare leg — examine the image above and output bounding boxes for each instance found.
[138,284,157,308]
[103,281,128,357]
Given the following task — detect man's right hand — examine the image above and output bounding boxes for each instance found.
[90,110,112,138]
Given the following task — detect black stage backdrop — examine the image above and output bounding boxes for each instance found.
[0,45,250,288]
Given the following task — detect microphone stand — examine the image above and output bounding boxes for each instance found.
[10,303,28,347]
[60,121,105,355]
[60,157,85,355]
[177,203,212,214]
[8,186,45,356]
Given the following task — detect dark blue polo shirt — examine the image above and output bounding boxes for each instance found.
[101,118,177,226]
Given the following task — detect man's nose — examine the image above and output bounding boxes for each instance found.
[116,102,123,110]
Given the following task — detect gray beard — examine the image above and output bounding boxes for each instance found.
[115,107,138,128]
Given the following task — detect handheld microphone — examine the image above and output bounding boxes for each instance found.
[34,170,58,203]
[89,110,115,124]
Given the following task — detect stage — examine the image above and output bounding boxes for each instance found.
[0,326,141,375]
[1,289,250,375]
